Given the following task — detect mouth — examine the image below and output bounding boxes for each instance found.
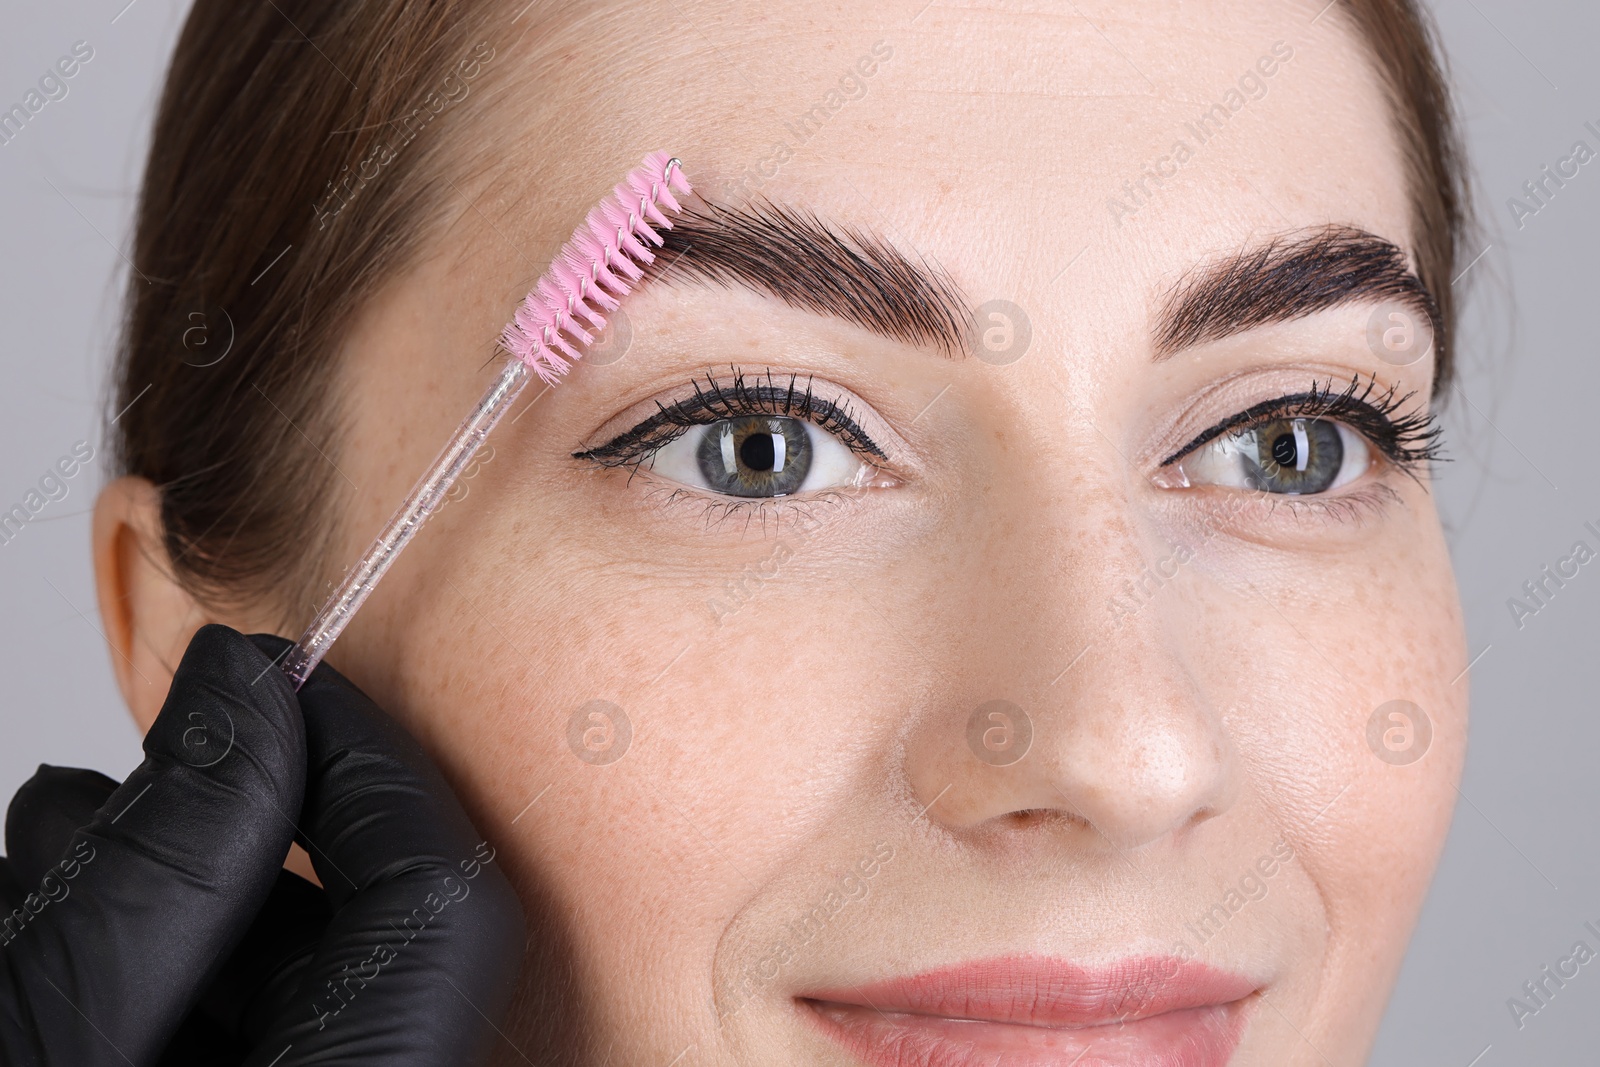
[798,954,1258,1067]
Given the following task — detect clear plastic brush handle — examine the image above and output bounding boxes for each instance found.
[279,357,533,688]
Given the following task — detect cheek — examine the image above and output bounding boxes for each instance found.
[1191,498,1465,957]
[355,481,931,1021]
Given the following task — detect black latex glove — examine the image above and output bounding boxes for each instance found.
[0,625,526,1066]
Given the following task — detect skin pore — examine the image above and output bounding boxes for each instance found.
[93,1,1467,1064]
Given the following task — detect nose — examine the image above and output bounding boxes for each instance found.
[901,513,1239,853]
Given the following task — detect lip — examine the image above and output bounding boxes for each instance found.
[800,955,1258,1067]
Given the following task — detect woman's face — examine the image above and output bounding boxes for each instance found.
[315,1,1467,1063]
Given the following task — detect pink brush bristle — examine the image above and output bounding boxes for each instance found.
[501,151,692,385]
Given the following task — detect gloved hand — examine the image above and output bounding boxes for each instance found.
[0,624,526,1066]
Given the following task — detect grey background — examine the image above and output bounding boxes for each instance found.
[0,1,1593,1061]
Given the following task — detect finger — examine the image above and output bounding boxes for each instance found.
[198,868,332,1043]
[4,624,307,1067]
[157,869,332,1064]
[5,765,118,887]
[242,636,525,1066]
[7,770,328,1061]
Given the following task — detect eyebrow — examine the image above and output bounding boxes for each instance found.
[1153,225,1440,360]
[650,207,1436,364]
[650,200,972,356]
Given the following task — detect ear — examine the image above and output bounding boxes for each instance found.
[92,476,213,732]
[92,477,324,885]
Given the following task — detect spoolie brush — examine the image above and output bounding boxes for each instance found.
[279,152,691,688]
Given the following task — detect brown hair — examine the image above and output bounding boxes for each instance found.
[1339,0,1471,382]
[111,1,507,618]
[110,0,1471,615]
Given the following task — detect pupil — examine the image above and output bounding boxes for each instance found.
[740,432,775,471]
[1270,432,1298,469]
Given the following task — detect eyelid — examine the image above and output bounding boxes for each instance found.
[1162,390,1332,466]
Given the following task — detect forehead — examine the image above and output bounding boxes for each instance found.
[492,1,1408,351]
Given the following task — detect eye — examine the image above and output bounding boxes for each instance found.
[1168,417,1372,494]
[572,368,896,504]
[644,414,870,497]
[1155,377,1443,498]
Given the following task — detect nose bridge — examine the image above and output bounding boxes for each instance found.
[900,459,1239,852]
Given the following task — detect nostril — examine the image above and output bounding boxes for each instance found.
[1003,808,1060,829]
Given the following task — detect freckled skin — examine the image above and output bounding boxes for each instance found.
[259,2,1466,1064]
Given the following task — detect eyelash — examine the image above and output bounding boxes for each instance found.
[572,366,887,474]
[1160,374,1444,476]
[572,371,1440,530]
